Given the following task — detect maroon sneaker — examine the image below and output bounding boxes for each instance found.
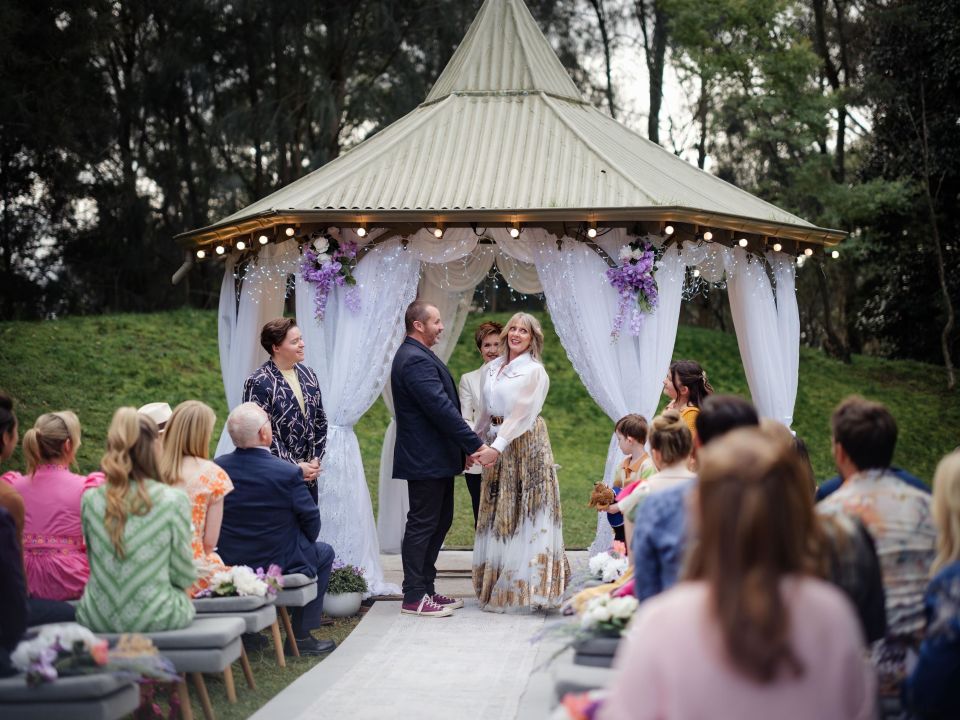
[400,594,453,617]
[431,592,464,610]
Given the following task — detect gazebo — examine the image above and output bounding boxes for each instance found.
[175,0,844,593]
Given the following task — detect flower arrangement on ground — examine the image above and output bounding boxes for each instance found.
[328,559,369,595]
[301,231,360,320]
[194,564,284,599]
[587,541,629,583]
[11,624,177,687]
[607,240,659,338]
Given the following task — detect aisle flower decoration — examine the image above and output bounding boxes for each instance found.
[301,231,360,321]
[579,594,639,634]
[194,564,284,599]
[587,541,629,583]
[606,240,659,338]
[11,624,177,687]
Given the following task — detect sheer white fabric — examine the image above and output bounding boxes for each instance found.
[474,353,550,453]
[296,239,420,595]
[215,240,300,456]
[724,247,798,426]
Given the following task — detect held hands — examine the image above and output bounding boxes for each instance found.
[299,458,321,483]
[470,444,501,468]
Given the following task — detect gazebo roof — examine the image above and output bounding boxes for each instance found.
[176,0,844,249]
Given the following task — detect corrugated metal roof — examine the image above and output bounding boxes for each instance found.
[179,0,841,246]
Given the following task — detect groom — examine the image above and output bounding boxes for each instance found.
[392,300,498,617]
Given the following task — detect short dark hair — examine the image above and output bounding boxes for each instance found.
[696,395,759,445]
[0,392,16,454]
[474,321,504,350]
[831,396,897,470]
[404,300,434,333]
[260,318,297,356]
[615,414,649,444]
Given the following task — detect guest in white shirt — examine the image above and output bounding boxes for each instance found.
[471,313,569,612]
[458,321,502,526]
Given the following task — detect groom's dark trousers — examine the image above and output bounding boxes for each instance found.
[391,336,483,604]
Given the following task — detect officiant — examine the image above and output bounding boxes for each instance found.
[243,317,327,503]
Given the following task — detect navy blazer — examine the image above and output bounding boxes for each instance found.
[391,336,483,481]
[214,447,323,577]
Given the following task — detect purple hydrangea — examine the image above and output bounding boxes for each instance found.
[301,235,361,321]
[606,243,659,339]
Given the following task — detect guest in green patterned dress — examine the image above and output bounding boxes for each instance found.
[77,407,195,632]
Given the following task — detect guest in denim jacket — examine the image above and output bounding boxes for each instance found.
[243,318,327,504]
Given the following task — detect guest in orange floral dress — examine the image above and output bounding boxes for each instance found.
[159,401,233,597]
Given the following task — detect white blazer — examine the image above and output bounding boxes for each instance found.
[459,365,486,474]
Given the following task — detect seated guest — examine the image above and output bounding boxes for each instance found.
[215,402,336,656]
[817,465,928,501]
[138,402,173,436]
[77,408,195,632]
[0,392,25,544]
[602,429,876,720]
[0,507,28,677]
[159,400,234,597]
[2,411,103,601]
[632,395,758,601]
[662,360,713,441]
[903,450,960,718]
[818,396,935,715]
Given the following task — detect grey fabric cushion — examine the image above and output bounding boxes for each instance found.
[275,581,318,607]
[0,673,131,702]
[280,573,315,589]
[192,595,271,613]
[0,682,140,720]
[196,604,277,634]
[97,616,245,650]
[551,650,613,700]
[572,636,620,657]
[161,638,242,674]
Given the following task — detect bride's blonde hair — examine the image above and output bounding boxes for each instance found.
[499,312,545,361]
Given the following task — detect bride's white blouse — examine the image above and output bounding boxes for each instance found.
[475,352,550,454]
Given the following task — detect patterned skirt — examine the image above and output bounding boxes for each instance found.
[472,416,569,612]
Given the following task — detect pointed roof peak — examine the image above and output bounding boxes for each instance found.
[425,0,583,104]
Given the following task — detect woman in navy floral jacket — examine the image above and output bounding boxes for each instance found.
[243,318,327,503]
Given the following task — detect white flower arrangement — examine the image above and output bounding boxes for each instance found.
[580,594,639,633]
[195,564,283,598]
[587,549,629,583]
[617,245,645,262]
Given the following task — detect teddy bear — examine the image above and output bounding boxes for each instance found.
[587,481,616,510]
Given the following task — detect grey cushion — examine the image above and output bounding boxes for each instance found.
[551,651,613,700]
[192,595,271,613]
[97,616,245,650]
[572,636,620,657]
[0,682,139,720]
[280,573,316,589]
[196,604,277,634]
[275,580,318,607]
[162,638,242,674]
[0,674,131,702]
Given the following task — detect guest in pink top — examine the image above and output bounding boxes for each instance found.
[1,411,103,601]
[600,427,876,720]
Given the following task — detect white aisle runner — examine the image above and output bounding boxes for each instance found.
[253,600,549,720]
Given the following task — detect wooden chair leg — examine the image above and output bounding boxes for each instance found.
[239,645,256,690]
[222,665,237,703]
[177,675,194,720]
[278,607,300,657]
[190,672,215,720]
[270,619,287,668]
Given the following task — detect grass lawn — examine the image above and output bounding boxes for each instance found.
[2,308,958,549]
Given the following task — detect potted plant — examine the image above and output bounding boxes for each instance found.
[324,560,368,617]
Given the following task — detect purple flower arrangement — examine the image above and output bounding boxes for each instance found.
[301,232,360,320]
[606,241,659,338]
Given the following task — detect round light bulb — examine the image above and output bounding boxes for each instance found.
[357,227,367,238]
[433,228,443,238]
[196,249,206,259]
[664,225,675,235]
[285,227,295,237]
[236,240,246,251]
[831,250,840,259]
[703,231,713,241]
[804,247,814,257]
[215,245,225,255]
[738,238,748,247]
[693,269,701,278]
[509,227,520,238]
[772,242,783,252]
[587,227,597,238]
[259,235,269,245]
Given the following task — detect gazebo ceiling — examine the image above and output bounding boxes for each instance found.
[175,0,845,250]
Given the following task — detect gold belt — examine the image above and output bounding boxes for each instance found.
[490,415,505,425]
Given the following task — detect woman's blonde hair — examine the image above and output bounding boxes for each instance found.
[932,450,960,574]
[101,407,160,559]
[159,401,216,485]
[649,410,692,465]
[22,411,81,474]
[685,427,813,684]
[499,312,545,361]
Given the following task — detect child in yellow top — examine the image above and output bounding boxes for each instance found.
[603,414,656,544]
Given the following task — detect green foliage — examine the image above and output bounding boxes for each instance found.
[327,565,369,595]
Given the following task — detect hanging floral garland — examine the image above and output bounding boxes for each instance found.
[606,239,659,338]
[301,232,361,320]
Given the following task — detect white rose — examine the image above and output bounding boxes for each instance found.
[316,252,332,264]
[630,248,643,261]
[312,236,330,253]
[588,554,608,577]
[618,246,633,261]
[602,557,628,583]
[607,596,639,619]
[591,605,612,623]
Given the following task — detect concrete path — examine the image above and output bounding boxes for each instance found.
[251,550,585,720]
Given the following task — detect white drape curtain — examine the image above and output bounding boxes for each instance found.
[724,247,799,427]
[292,237,419,595]
[215,239,301,456]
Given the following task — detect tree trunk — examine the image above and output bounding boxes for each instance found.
[815,259,851,362]
[634,0,668,144]
[588,0,617,119]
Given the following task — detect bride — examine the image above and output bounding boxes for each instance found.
[472,312,569,612]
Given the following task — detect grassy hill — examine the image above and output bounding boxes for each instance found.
[1,308,957,547]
